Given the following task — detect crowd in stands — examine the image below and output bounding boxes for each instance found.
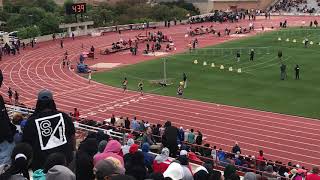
[1,86,320,180]
[188,10,261,25]
[269,0,317,13]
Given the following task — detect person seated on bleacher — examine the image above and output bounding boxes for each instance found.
[153,148,171,173]
[93,140,124,166]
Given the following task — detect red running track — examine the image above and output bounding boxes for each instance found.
[1,16,320,169]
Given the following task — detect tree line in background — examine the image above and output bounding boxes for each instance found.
[0,0,200,39]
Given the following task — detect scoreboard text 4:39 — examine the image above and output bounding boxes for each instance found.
[66,3,86,15]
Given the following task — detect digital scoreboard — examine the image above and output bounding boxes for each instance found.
[66,3,87,15]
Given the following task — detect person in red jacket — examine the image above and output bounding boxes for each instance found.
[153,148,171,173]
[307,166,320,180]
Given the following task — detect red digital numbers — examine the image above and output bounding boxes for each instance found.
[70,3,86,14]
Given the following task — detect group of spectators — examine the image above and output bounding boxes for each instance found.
[269,0,317,13]
[1,83,320,180]
[188,10,260,25]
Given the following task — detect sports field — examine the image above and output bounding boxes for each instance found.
[93,28,320,119]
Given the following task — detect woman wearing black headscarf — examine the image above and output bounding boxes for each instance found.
[75,137,97,180]
[0,95,17,165]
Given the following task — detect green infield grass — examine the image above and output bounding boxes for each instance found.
[92,28,320,119]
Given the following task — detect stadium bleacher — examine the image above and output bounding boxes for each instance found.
[1,100,316,180]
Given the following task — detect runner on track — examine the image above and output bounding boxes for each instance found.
[138,80,143,96]
[122,77,128,93]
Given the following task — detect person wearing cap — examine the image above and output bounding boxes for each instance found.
[307,166,320,180]
[22,89,76,170]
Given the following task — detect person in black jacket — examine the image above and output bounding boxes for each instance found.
[162,121,178,157]
[22,89,76,170]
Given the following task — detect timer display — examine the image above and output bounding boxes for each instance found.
[66,3,86,15]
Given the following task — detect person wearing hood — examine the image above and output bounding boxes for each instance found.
[22,90,75,170]
[0,95,16,167]
[178,127,185,142]
[75,138,97,180]
[93,140,124,166]
[163,162,185,180]
[0,143,33,180]
[122,138,135,155]
[153,148,171,173]
[46,165,75,180]
[126,151,147,180]
[142,143,155,172]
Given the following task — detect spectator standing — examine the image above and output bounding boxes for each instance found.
[75,138,97,180]
[131,117,140,131]
[162,121,179,157]
[73,108,80,120]
[196,131,203,146]
[22,90,76,170]
[232,142,241,154]
[124,117,130,130]
[178,127,185,143]
[188,129,195,144]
